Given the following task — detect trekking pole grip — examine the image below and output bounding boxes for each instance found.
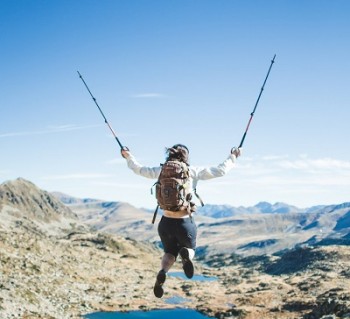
[120,146,130,158]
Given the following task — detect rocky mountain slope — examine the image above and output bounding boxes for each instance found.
[0,178,87,236]
[1,178,349,319]
[0,179,161,318]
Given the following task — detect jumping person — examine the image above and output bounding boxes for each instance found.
[121,144,241,298]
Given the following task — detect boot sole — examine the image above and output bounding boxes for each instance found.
[153,270,166,298]
[179,247,194,279]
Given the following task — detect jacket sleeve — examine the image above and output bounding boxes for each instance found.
[191,153,238,181]
[125,154,161,179]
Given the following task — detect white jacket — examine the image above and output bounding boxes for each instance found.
[125,153,238,192]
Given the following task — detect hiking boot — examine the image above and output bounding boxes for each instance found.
[179,247,194,279]
[153,269,166,298]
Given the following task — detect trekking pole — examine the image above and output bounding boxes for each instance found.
[238,54,276,148]
[77,71,128,152]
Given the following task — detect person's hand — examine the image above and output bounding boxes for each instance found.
[231,147,242,158]
[121,148,130,159]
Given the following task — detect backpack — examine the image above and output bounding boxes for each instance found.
[155,160,194,212]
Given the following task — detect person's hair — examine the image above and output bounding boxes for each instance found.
[166,144,189,164]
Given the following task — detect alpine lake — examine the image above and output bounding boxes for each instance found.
[84,271,217,318]
[84,308,212,319]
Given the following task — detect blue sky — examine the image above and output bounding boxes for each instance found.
[1,0,349,209]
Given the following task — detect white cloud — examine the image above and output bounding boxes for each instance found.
[0,170,11,177]
[106,158,126,165]
[130,93,166,98]
[41,173,112,181]
[0,124,101,138]
[93,181,149,189]
[200,155,350,198]
[278,157,350,170]
[261,155,289,161]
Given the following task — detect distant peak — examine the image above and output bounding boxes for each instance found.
[3,177,34,185]
[0,178,78,222]
[255,202,273,212]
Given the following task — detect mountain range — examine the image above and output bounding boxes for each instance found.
[52,190,350,258]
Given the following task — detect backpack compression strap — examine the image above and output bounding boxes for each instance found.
[194,188,204,207]
[151,205,159,224]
